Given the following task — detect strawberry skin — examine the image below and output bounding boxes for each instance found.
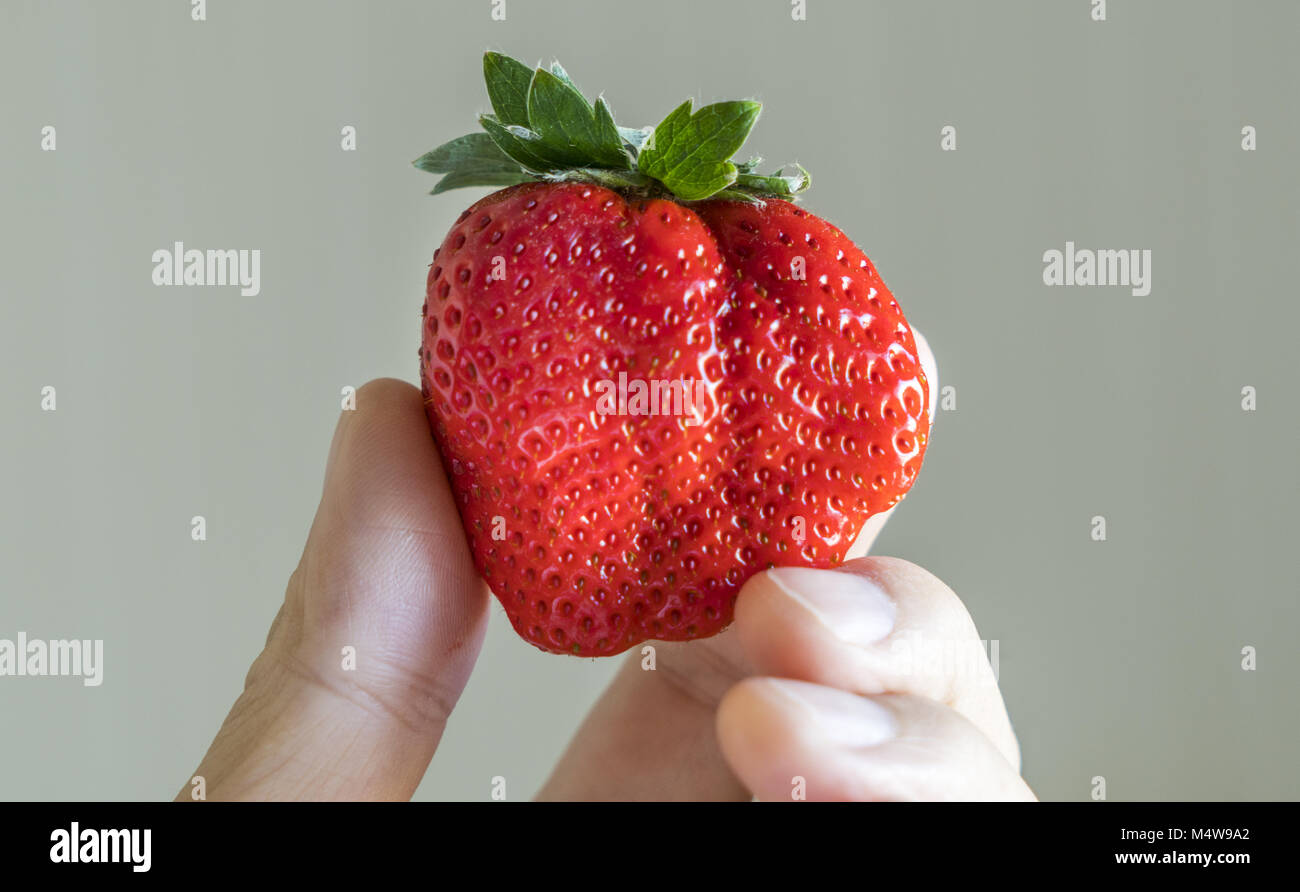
[694,197,928,525]
[421,182,928,656]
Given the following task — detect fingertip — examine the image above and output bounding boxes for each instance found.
[354,377,426,415]
[732,572,819,680]
[323,377,425,482]
[910,326,939,424]
[714,678,797,798]
[717,678,898,802]
[733,565,892,689]
[301,373,488,700]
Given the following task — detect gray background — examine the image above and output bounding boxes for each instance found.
[1,0,1296,801]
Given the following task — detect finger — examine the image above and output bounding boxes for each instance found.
[845,325,938,560]
[179,378,490,801]
[731,556,1020,770]
[912,325,938,423]
[717,681,1035,801]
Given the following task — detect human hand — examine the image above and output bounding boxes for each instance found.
[177,378,491,800]
[537,331,1037,801]
[537,555,1034,801]
[179,334,1033,801]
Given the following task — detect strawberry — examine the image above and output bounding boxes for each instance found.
[415,53,929,656]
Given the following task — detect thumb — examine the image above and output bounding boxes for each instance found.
[178,378,489,801]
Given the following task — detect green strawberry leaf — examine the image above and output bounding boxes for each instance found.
[413,132,518,174]
[594,98,628,164]
[735,163,810,196]
[479,115,560,172]
[415,53,806,203]
[618,125,653,152]
[548,60,579,92]
[525,68,628,169]
[430,168,533,194]
[483,52,534,127]
[637,100,762,200]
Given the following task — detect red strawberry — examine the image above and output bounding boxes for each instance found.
[416,54,928,656]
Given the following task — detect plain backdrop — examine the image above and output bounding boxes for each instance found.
[1,0,1297,801]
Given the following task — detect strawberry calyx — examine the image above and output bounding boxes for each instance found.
[414,52,810,203]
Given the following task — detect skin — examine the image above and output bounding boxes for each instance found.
[177,332,1036,801]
